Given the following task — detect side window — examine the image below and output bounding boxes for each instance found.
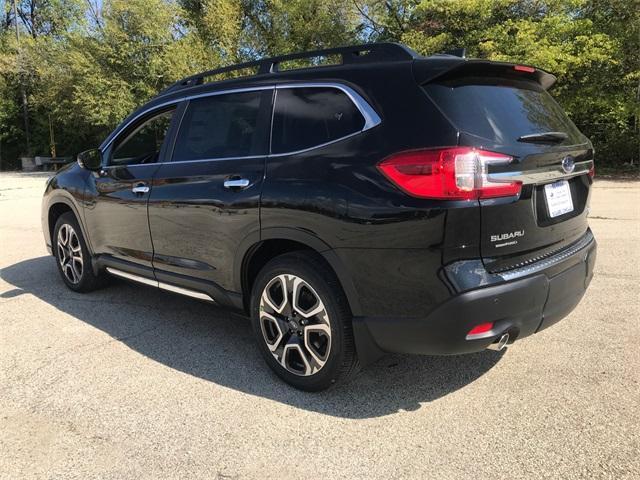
[271,87,365,154]
[173,91,266,161]
[112,109,175,166]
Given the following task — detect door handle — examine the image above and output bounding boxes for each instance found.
[132,183,149,194]
[223,178,250,189]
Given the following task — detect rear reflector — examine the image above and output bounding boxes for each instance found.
[378,147,522,200]
[514,65,536,73]
[468,322,494,336]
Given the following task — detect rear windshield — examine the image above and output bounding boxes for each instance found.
[424,80,584,145]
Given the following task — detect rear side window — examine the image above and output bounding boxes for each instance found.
[271,87,365,154]
[425,81,584,145]
[173,91,266,160]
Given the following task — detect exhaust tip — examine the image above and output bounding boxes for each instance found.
[488,333,509,351]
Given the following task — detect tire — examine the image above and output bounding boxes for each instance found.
[53,212,105,292]
[250,251,359,391]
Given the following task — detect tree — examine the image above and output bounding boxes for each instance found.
[364,0,639,165]
[0,0,637,169]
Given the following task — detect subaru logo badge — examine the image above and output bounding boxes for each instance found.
[562,156,575,174]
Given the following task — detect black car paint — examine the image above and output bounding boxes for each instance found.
[84,164,161,269]
[42,47,596,364]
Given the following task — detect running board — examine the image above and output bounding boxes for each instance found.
[105,267,215,302]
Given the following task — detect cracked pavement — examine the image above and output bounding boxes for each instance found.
[1,172,639,479]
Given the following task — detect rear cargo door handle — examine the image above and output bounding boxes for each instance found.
[223,177,250,189]
[132,183,149,194]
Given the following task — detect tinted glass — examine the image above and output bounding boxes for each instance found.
[425,81,584,145]
[271,87,365,154]
[173,91,265,160]
[112,109,174,165]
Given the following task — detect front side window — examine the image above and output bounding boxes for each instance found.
[173,91,266,161]
[271,87,365,154]
[112,109,175,166]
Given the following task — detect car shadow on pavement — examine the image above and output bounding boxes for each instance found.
[2,256,505,419]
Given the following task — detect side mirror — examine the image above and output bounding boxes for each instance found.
[77,149,102,171]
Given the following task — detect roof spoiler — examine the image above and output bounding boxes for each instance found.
[414,58,557,90]
[442,48,466,58]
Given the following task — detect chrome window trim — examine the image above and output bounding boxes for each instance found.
[269,83,381,157]
[101,100,179,152]
[101,85,274,152]
[100,82,382,165]
[100,154,267,169]
[488,159,593,185]
[185,85,274,101]
[274,82,381,132]
[268,131,362,158]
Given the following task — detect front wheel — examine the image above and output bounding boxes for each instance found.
[250,252,359,391]
[53,212,105,292]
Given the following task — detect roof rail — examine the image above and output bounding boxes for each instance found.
[160,42,419,96]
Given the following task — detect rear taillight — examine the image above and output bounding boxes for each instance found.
[588,165,595,179]
[377,147,522,200]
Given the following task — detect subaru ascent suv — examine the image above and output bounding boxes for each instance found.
[42,43,596,390]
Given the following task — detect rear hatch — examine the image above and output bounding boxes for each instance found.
[422,60,594,272]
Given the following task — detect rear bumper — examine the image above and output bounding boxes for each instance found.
[353,231,596,361]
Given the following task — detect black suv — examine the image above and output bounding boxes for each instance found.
[42,43,596,390]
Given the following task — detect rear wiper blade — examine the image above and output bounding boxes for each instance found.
[517,131,568,144]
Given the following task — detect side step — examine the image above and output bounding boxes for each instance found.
[106,267,215,303]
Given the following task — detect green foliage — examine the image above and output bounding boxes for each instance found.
[379,0,640,165]
[0,0,637,168]
[240,0,360,55]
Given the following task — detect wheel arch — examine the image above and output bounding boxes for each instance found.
[236,228,362,316]
[46,195,93,255]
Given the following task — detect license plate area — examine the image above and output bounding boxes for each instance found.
[544,180,574,218]
[535,176,587,227]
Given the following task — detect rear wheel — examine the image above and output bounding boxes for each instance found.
[250,252,359,391]
[53,212,105,292]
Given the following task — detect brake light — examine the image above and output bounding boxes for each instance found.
[514,65,536,73]
[588,165,595,179]
[377,147,522,200]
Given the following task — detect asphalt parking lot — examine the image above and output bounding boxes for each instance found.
[1,172,638,479]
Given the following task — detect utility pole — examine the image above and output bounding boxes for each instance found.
[48,113,56,158]
[13,0,32,157]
